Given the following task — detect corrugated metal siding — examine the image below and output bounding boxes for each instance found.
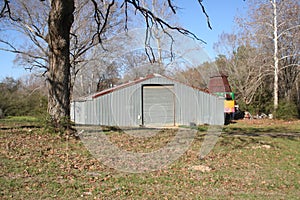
[70,101,86,125]
[71,75,224,126]
[143,85,175,126]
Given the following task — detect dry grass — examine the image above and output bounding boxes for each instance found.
[0,119,299,199]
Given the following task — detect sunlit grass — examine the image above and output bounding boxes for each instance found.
[0,119,299,199]
[0,116,39,122]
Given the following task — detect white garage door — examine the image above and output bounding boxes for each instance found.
[142,85,175,126]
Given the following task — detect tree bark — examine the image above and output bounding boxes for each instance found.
[271,0,279,111]
[297,76,300,113]
[47,0,75,129]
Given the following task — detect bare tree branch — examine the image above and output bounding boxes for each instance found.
[197,0,212,29]
[167,0,177,14]
[0,0,20,21]
[0,39,48,70]
[90,0,115,45]
[122,0,210,62]
[126,0,204,41]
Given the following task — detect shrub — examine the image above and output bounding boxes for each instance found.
[274,101,299,120]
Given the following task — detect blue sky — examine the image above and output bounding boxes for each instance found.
[0,0,247,80]
[176,0,247,57]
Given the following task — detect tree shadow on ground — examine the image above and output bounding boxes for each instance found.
[223,129,300,140]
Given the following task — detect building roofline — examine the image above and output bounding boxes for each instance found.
[157,74,209,93]
[89,73,209,99]
[209,74,228,78]
[92,74,157,98]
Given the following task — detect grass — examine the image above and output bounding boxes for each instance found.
[224,119,300,133]
[0,118,299,199]
[0,116,43,129]
[0,116,40,122]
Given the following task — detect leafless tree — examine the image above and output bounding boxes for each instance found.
[236,0,300,111]
[0,0,211,131]
[214,33,269,105]
[215,0,299,113]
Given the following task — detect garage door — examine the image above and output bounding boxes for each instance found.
[142,85,175,126]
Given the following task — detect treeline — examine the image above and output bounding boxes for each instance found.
[71,0,299,119]
[212,0,299,119]
[0,76,47,118]
[0,0,298,120]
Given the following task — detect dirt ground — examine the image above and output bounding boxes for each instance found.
[235,118,300,126]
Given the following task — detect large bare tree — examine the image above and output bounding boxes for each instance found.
[214,33,268,105]
[215,0,299,113]
[0,0,211,131]
[0,0,122,96]
[238,0,300,111]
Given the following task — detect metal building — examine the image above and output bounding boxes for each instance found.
[71,74,224,127]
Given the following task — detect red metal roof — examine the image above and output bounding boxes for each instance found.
[92,74,155,98]
[92,74,209,99]
[208,74,232,93]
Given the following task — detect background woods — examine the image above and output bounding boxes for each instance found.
[0,0,210,129]
[0,0,299,123]
[214,0,299,118]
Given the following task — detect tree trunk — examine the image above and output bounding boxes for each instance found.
[297,76,300,114]
[272,0,279,111]
[47,0,75,129]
